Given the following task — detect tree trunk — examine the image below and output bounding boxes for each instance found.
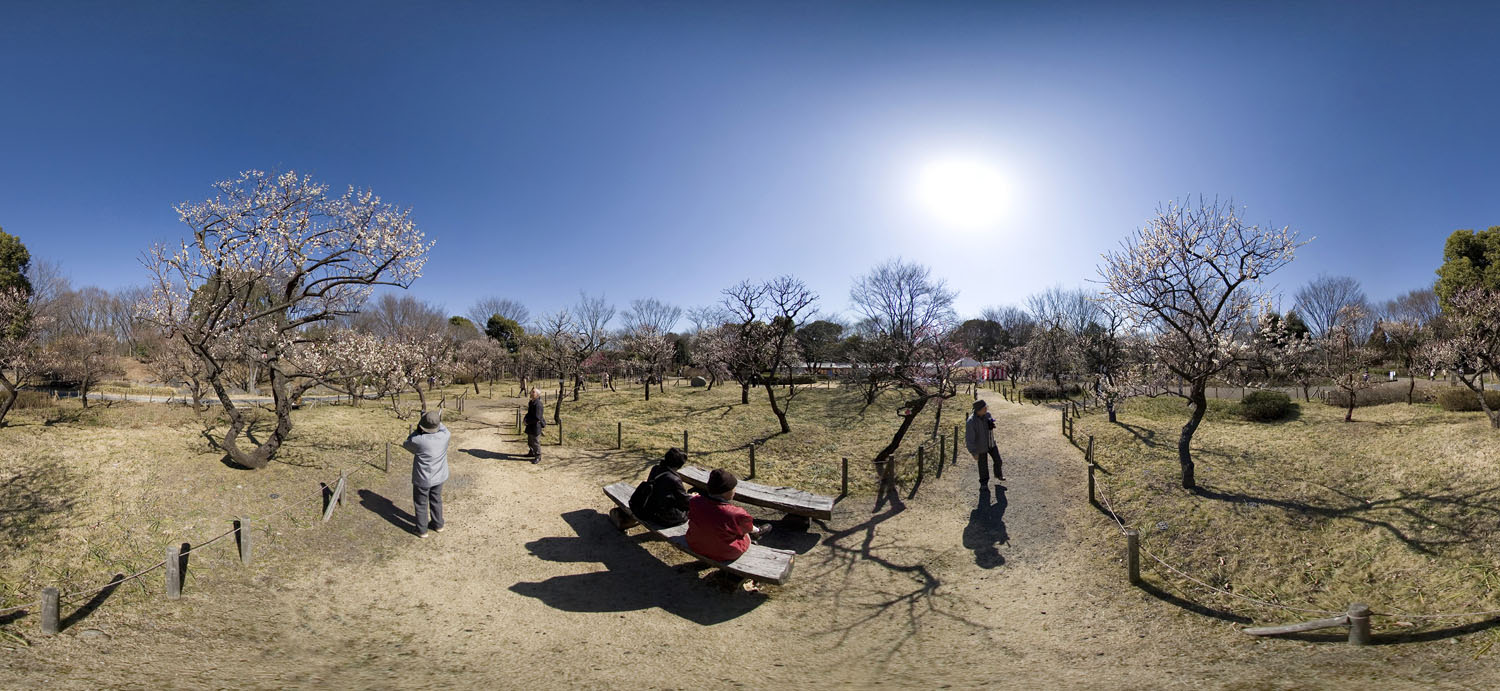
[1177,386,1207,490]
[1407,372,1416,405]
[740,382,750,405]
[762,382,791,434]
[572,374,582,402]
[79,380,90,409]
[644,376,650,401]
[554,379,564,423]
[1107,399,1117,423]
[473,379,480,394]
[1345,391,1355,422]
[1301,383,1311,402]
[214,365,297,469]
[872,398,928,487]
[0,374,18,427]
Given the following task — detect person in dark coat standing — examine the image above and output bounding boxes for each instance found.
[631,447,692,526]
[965,399,1004,484]
[523,387,546,464]
[403,410,451,538]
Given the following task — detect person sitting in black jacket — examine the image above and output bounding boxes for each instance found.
[631,447,692,527]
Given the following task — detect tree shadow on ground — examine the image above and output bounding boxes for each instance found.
[357,489,420,536]
[1112,421,1158,448]
[801,487,991,673]
[1194,482,1500,555]
[0,462,79,552]
[508,509,764,625]
[962,486,1008,569]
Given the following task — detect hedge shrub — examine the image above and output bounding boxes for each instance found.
[1240,390,1294,422]
[1322,385,1436,408]
[1021,383,1082,400]
[1436,387,1500,412]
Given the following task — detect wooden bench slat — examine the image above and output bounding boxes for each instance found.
[603,482,793,585]
[677,466,834,520]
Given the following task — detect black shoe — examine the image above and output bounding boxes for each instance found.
[531,457,540,464]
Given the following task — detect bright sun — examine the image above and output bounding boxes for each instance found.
[913,156,1010,230]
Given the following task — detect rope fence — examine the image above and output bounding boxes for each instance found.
[0,461,367,635]
[1048,396,1500,644]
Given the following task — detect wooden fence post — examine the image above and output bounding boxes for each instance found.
[1086,435,1095,466]
[40,587,59,635]
[1347,603,1371,645]
[1088,463,1096,504]
[237,517,252,566]
[917,445,925,480]
[952,425,959,465]
[385,441,391,473]
[1062,408,1067,435]
[617,421,622,449]
[1125,529,1140,585]
[558,417,564,446]
[323,473,346,522]
[683,430,689,453]
[166,545,182,599]
[337,470,347,507]
[841,457,849,496]
[748,444,756,479]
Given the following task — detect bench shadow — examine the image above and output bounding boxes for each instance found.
[962,486,1008,569]
[60,573,126,631]
[357,489,420,535]
[509,509,765,625]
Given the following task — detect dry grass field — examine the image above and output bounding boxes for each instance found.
[1076,394,1500,644]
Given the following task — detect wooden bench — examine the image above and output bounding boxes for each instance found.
[602,482,795,586]
[676,465,834,521]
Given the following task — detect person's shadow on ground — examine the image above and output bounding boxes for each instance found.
[962,485,1008,568]
[509,509,765,625]
[358,489,421,535]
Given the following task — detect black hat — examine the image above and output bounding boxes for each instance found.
[418,410,442,433]
[707,468,738,495]
[663,447,687,469]
[973,399,987,412]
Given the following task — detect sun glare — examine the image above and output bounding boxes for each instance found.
[913,156,1010,230]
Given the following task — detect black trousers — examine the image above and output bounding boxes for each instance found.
[413,483,444,533]
[527,432,541,458]
[975,445,1003,483]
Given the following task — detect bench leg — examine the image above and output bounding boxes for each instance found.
[608,507,638,530]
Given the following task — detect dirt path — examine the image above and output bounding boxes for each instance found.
[5,397,1495,689]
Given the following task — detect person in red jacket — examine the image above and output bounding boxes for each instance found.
[686,468,767,562]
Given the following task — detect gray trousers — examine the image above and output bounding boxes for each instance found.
[414,483,444,532]
[975,446,1003,483]
[527,432,542,458]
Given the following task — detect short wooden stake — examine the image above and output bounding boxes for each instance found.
[617,421,623,449]
[952,425,959,465]
[917,445,925,478]
[323,474,345,522]
[1086,435,1095,466]
[1125,529,1140,585]
[166,545,182,599]
[841,457,849,496]
[748,444,756,478]
[385,441,391,472]
[40,587,59,635]
[237,517,252,566]
[1088,463,1096,504]
[337,470,347,506]
[1347,603,1371,646]
[683,430,689,453]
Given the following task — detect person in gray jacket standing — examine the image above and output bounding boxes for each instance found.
[966,399,1004,485]
[403,410,451,538]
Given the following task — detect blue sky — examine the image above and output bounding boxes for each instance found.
[2,1,1497,327]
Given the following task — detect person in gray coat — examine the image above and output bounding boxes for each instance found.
[403,410,451,538]
[966,399,1004,485]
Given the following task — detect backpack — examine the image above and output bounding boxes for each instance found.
[628,478,654,518]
